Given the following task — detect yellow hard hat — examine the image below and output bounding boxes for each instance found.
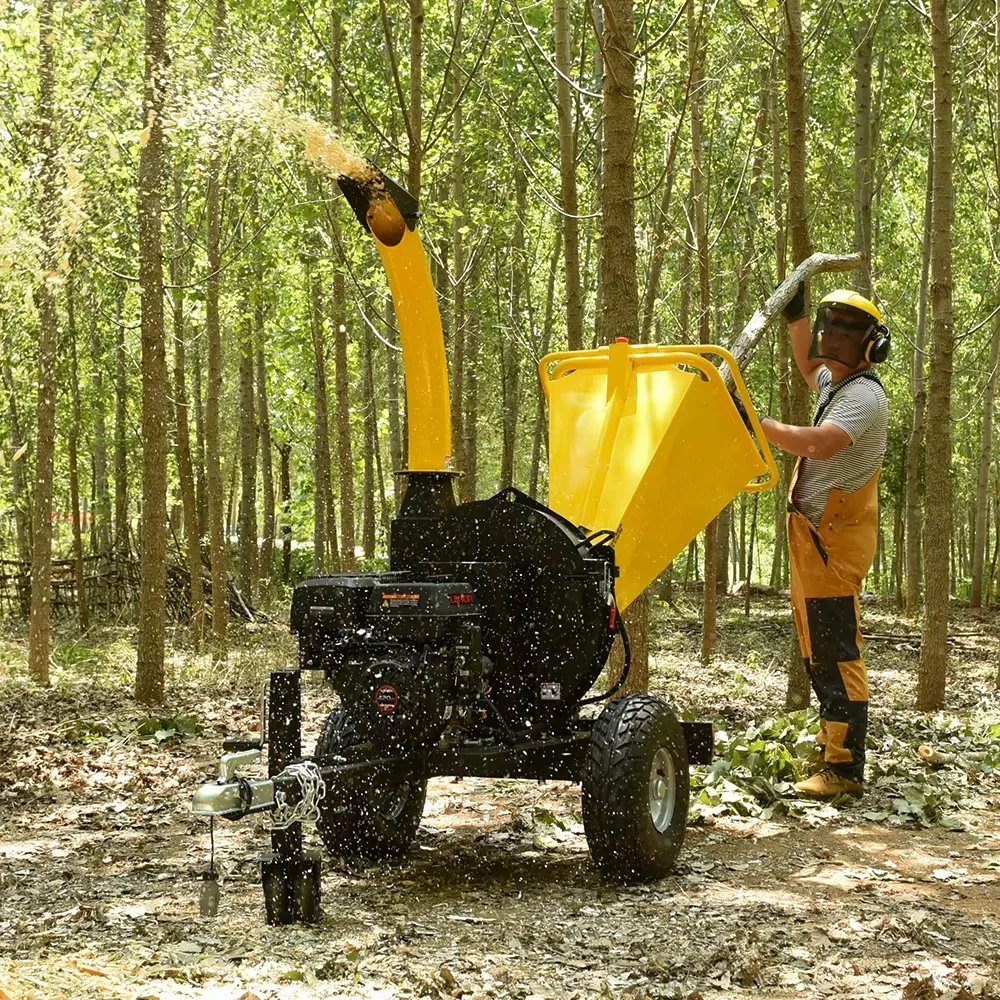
[819,289,882,325]
[811,289,891,366]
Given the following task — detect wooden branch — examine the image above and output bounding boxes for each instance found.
[722,251,863,388]
[916,744,955,766]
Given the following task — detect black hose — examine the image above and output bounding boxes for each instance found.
[481,694,518,744]
[578,602,631,707]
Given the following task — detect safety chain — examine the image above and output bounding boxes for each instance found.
[266,762,327,830]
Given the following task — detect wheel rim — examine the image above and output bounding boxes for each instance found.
[379,780,412,821]
[648,747,676,833]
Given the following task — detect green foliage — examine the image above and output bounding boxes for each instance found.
[689,709,1000,829]
[135,714,203,744]
[689,712,818,822]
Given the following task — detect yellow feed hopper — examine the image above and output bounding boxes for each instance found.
[539,341,778,610]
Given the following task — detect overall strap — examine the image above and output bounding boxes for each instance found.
[813,370,885,426]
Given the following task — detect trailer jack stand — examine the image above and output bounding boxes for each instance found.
[260,669,323,925]
[261,850,323,925]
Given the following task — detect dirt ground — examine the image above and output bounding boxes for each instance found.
[1,596,998,1000]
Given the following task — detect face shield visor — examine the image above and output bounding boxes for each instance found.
[807,304,876,368]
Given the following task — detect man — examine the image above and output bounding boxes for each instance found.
[755,282,890,799]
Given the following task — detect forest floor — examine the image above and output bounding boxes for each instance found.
[1,594,999,1000]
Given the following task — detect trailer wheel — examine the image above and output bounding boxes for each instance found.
[582,694,689,882]
[314,708,427,861]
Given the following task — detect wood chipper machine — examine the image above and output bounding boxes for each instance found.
[191,168,778,924]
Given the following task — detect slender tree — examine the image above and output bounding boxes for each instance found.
[65,271,87,629]
[783,0,813,710]
[113,295,129,553]
[852,16,876,297]
[500,167,526,490]
[906,112,934,616]
[919,0,955,711]
[205,0,228,656]
[255,338,276,586]
[690,2,718,665]
[170,172,204,647]
[601,0,647,695]
[451,5,469,497]
[237,302,258,600]
[408,0,423,197]
[554,0,583,351]
[973,7,1000,610]
[135,0,169,703]
[331,12,356,570]
[28,0,61,686]
[88,298,111,557]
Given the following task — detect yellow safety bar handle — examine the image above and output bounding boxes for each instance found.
[538,343,779,493]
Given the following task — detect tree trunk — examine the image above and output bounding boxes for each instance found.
[191,332,208,539]
[852,16,875,298]
[114,296,129,553]
[408,0,423,197]
[1,342,30,571]
[783,0,813,710]
[279,442,292,582]
[386,315,403,478]
[919,0,954,712]
[906,112,934,616]
[688,3,717,665]
[591,0,605,349]
[784,0,813,432]
[893,500,904,610]
[255,340,275,586]
[770,58,790,589]
[554,0,583,351]
[88,303,111,556]
[464,277,479,501]
[601,0,646,695]
[28,0,60,686]
[66,270,87,630]
[971,295,1000,608]
[361,319,377,559]
[237,308,258,601]
[500,168,526,490]
[309,262,338,574]
[974,11,1000,609]
[332,262,355,570]
[330,12,356,571]
[170,171,205,648]
[528,228,562,500]
[451,8,469,497]
[205,0,229,656]
[135,0,168,704]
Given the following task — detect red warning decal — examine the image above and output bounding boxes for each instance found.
[374,684,400,714]
[448,592,475,605]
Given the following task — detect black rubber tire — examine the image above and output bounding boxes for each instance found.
[581,694,689,883]
[314,708,427,861]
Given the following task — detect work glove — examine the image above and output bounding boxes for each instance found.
[729,390,754,432]
[782,280,807,323]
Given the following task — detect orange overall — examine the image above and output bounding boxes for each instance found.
[787,400,880,783]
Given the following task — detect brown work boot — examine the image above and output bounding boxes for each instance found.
[794,768,863,799]
[806,742,827,773]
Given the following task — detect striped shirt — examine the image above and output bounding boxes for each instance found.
[791,367,887,526]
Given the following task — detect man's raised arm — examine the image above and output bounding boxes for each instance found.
[784,282,824,391]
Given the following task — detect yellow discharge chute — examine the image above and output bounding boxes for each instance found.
[540,342,778,610]
[371,223,452,473]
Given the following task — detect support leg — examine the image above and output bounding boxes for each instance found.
[261,669,322,925]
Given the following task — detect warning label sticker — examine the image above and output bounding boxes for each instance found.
[380,592,420,608]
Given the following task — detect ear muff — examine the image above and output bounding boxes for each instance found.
[864,324,891,364]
